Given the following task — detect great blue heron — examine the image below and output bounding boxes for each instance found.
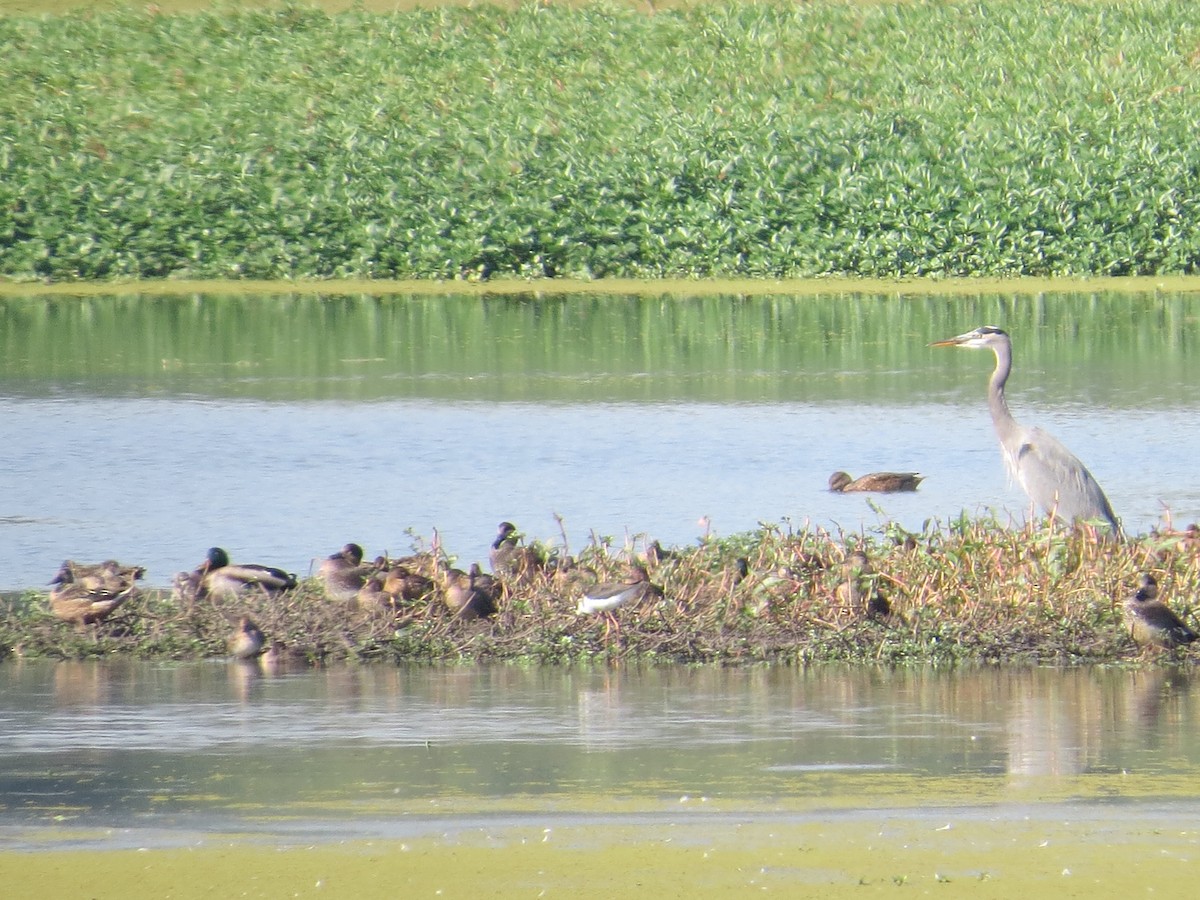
[931,325,1119,532]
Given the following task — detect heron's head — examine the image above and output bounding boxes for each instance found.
[930,325,1009,350]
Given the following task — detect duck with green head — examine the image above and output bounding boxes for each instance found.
[182,547,298,602]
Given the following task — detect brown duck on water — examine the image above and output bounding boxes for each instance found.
[829,471,924,493]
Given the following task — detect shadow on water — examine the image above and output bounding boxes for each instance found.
[3,289,1199,404]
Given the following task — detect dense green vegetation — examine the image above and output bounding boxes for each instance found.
[3,1,1200,282]
[3,519,1197,665]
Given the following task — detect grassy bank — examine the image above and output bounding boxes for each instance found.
[3,519,1197,665]
[3,1,1200,282]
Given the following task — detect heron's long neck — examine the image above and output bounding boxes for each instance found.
[987,341,1019,444]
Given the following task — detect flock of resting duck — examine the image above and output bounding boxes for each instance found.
[26,324,1200,659]
[44,521,673,657]
[39,517,1198,661]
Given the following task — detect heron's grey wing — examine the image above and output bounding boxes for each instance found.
[1015,426,1118,529]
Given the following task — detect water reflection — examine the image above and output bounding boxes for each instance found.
[3,290,1200,589]
[1,661,1199,849]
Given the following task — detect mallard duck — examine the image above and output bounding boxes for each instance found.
[489,522,520,570]
[357,563,436,612]
[383,564,436,604]
[1124,574,1197,651]
[356,573,397,612]
[259,640,288,672]
[469,562,502,607]
[488,521,545,577]
[442,563,499,619]
[183,547,298,602]
[48,559,144,625]
[384,550,441,579]
[834,550,891,620]
[228,615,267,659]
[316,542,374,602]
[829,471,924,493]
[51,559,144,586]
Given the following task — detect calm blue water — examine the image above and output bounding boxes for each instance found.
[2,396,1193,591]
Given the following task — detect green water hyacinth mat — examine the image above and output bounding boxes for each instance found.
[2,0,1200,282]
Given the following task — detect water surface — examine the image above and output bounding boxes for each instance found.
[3,289,1200,590]
[2,661,1199,852]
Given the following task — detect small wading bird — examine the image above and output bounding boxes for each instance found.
[1124,574,1197,652]
[828,471,924,494]
[930,326,1120,533]
[48,560,145,625]
[577,564,663,635]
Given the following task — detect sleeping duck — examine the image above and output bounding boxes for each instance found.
[49,559,145,625]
